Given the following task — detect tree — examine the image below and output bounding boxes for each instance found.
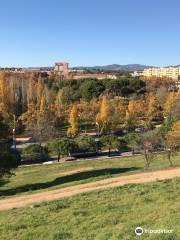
[140,130,160,167]
[0,118,9,139]
[22,144,49,163]
[0,117,18,178]
[47,138,78,162]
[146,93,162,127]
[109,101,126,131]
[67,105,79,137]
[96,96,110,134]
[80,79,105,100]
[75,135,96,153]
[125,133,141,154]
[20,95,56,144]
[125,100,145,130]
[100,135,118,157]
[163,121,180,165]
[163,92,179,119]
[0,150,18,178]
[171,98,180,120]
[77,99,99,123]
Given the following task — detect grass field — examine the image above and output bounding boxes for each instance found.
[0,178,179,240]
[0,153,180,199]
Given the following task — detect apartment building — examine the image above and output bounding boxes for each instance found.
[54,62,69,78]
[142,67,180,80]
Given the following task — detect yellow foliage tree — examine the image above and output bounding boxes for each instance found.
[125,100,145,130]
[166,120,180,149]
[36,78,44,108]
[96,96,110,134]
[146,93,162,127]
[163,92,179,118]
[67,105,79,137]
[164,120,180,165]
[147,94,158,119]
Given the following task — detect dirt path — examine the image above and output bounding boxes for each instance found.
[0,167,180,211]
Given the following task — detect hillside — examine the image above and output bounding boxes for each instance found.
[72,64,155,71]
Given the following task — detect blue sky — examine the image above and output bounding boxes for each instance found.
[0,0,180,67]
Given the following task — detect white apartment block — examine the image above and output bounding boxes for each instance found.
[143,67,180,80]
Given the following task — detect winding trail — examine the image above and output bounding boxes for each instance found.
[0,167,180,211]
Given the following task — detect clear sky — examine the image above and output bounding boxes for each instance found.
[0,0,180,67]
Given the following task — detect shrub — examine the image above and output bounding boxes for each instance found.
[100,135,118,156]
[75,135,96,153]
[47,138,78,161]
[0,149,18,178]
[22,144,49,163]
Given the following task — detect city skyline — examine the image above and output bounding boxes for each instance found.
[0,0,180,67]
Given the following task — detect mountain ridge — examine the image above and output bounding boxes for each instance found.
[72,64,156,71]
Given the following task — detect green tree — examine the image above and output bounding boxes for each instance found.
[47,138,78,162]
[125,133,141,154]
[0,118,18,178]
[22,144,49,163]
[100,135,118,157]
[0,150,18,178]
[0,118,9,139]
[75,135,96,153]
[80,79,105,100]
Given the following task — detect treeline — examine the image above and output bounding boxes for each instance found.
[45,77,146,101]
[0,71,180,176]
[0,71,179,138]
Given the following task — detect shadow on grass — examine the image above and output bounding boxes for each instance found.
[0,179,8,187]
[0,167,139,197]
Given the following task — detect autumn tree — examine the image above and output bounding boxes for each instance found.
[20,94,56,144]
[67,104,79,137]
[140,130,160,167]
[146,93,162,128]
[163,121,180,165]
[109,100,126,131]
[163,92,179,119]
[96,96,110,134]
[125,99,145,131]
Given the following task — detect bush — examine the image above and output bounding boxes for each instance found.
[0,149,18,178]
[100,135,119,156]
[117,137,128,152]
[80,79,105,100]
[22,144,49,163]
[124,133,141,153]
[75,135,96,153]
[47,138,78,161]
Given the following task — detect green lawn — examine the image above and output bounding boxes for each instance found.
[0,178,179,240]
[0,153,180,199]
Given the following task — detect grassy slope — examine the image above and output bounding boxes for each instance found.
[0,153,180,199]
[0,178,179,240]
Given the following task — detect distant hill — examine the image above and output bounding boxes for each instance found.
[72,64,155,72]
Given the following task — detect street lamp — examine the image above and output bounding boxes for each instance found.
[13,128,16,149]
[95,122,100,137]
[13,114,16,149]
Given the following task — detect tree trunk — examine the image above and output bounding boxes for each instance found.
[167,150,173,166]
[58,153,60,162]
[144,149,150,167]
[108,148,111,157]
